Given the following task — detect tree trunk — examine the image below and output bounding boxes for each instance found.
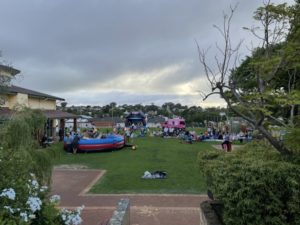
[220,90,292,156]
[290,105,295,126]
[256,125,292,156]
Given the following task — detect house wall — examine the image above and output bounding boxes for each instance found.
[0,94,8,106]
[28,97,56,110]
[1,66,57,110]
[0,70,13,77]
[2,93,56,110]
[5,93,29,109]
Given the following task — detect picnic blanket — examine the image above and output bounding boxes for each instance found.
[142,171,167,179]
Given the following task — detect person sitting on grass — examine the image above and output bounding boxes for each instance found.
[41,134,49,148]
[182,131,193,144]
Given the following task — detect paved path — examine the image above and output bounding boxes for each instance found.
[51,168,208,225]
[212,144,243,151]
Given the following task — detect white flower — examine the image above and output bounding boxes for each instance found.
[27,178,40,196]
[75,205,85,214]
[70,214,83,225]
[26,196,42,212]
[0,188,16,200]
[20,212,29,222]
[4,206,14,214]
[61,213,67,221]
[29,214,36,219]
[31,179,39,189]
[40,185,48,192]
[60,207,84,225]
[49,194,61,204]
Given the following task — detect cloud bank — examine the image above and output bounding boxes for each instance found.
[0,0,292,107]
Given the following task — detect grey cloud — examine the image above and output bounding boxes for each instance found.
[1,0,293,106]
[60,90,225,108]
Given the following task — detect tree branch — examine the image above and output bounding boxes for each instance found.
[202,92,221,101]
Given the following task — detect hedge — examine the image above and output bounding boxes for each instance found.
[198,142,300,225]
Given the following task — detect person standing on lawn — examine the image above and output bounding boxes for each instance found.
[72,133,80,154]
[221,132,232,152]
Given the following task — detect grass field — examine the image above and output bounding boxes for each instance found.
[51,137,216,194]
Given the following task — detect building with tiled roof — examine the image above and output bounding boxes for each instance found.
[0,64,78,139]
[1,85,64,109]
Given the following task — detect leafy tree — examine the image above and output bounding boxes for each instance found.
[60,102,67,109]
[197,2,300,155]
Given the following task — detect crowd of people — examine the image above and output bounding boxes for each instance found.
[59,122,252,154]
[158,125,252,149]
[124,124,148,142]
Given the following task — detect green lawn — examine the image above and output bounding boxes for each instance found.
[51,137,215,194]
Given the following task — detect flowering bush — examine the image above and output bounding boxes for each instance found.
[0,174,84,225]
[0,174,45,223]
[60,206,85,225]
[0,188,16,200]
[0,109,84,224]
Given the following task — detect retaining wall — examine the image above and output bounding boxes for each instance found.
[200,200,224,225]
[108,198,130,225]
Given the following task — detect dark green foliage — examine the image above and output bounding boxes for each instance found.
[0,108,54,183]
[0,108,46,150]
[284,128,300,155]
[15,108,47,143]
[198,143,300,225]
[1,116,32,150]
[31,202,61,225]
[223,1,300,155]
[61,102,228,126]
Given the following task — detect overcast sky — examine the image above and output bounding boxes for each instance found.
[0,0,293,107]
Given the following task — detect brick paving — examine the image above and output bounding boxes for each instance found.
[51,168,208,225]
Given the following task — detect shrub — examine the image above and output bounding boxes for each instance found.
[0,108,83,224]
[284,128,300,155]
[198,142,300,225]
